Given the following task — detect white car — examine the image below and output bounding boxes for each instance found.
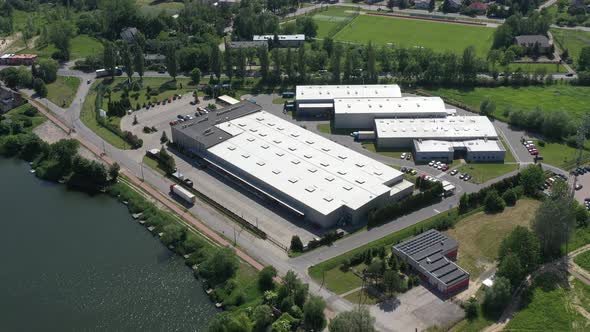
[401,153,406,159]
[429,161,435,167]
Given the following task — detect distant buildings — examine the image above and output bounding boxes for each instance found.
[252,34,305,48]
[228,41,268,50]
[0,53,37,66]
[513,35,551,54]
[0,85,25,114]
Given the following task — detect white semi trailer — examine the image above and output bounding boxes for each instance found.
[170,184,196,204]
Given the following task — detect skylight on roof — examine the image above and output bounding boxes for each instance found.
[291,160,300,165]
[288,178,298,183]
[272,169,281,174]
[325,176,334,182]
[276,152,284,157]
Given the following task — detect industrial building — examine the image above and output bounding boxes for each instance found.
[295,84,402,118]
[334,97,453,129]
[392,229,469,295]
[374,116,505,162]
[171,101,414,228]
[0,53,38,66]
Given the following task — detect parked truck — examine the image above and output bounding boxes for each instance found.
[170,184,196,204]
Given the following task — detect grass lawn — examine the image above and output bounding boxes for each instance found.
[572,278,590,314]
[570,226,590,254]
[425,85,590,122]
[272,97,292,104]
[532,139,590,170]
[457,163,519,184]
[19,34,103,60]
[574,250,590,273]
[310,265,363,295]
[4,103,46,132]
[343,288,380,305]
[550,28,590,68]
[506,62,568,73]
[506,272,590,332]
[361,142,412,158]
[445,199,540,278]
[334,14,494,56]
[46,76,81,108]
[137,0,185,15]
[80,82,128,149]
[311,6,358,38]
[142,155,166,176]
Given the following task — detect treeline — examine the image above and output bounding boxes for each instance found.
[368,182,444,228]
[94,84,143,149]
[0,59,59,98]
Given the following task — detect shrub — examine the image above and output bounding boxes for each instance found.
[484,190,506,213]
[502,189,518,206]
[538,140,545,147]
[290,235,304,252]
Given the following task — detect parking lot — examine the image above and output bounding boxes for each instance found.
[573,168,590,206]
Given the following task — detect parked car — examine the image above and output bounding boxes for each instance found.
[401,153,407,159]
[450,169,458,176]
[442,165,449,171]
[405,154,411,160]
[401,166,408,173]
[464,175,472,181]
[177,114,184,119]
[428,161,435,167]
[410,169,417,175]
[459,173,465,179]
[575,184,583,190]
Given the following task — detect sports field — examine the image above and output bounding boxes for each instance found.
[550,28,590,68]
[311,7,358,39]
[333,14,494,56]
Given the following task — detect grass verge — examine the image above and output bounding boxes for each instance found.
[19,34,103,60]
[361,142,411,158]
[4,103,47,132]
[343,288,380,305]
[457,163,519,184]
[46,76,81,108]
[142,155,166,176]
[574,250,590,273]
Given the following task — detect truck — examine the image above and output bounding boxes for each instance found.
[170,184,196,204]
[351,131,376,141]
[442,180,456,197]
[95,67,123,78]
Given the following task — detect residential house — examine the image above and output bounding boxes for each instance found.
[514,35,551,54]
[414,0,431,9]
[467,1,488,14]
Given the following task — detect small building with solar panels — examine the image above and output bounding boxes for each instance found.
[392,229,469,295]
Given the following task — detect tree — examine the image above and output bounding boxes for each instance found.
[200,247,239,285]
[561,48,569,61]
[252,305,274,332]
[330,44,342,84]
[303,295,326,332]
[210,44,222,80]
[207,312,252,332]
[428,0,436,11]
[161,223,187,246]
[160,131,168,144]
[290,235,304,252]
[22,16,35,48]
[459,193,471,214]
[103,41,118,80]
[297,45,306,81]
[158,148,176,175]
[499,226,540,274]
[461,46,477,85]
[285,48,294,82]
[190,68,202,85]
[133,115,138,125]
[109,162,120,181]
[366,42,377,83]
[482,276,511,315]
[295,16,317,38]
[121,44,134,81]
[33,78,48,97]
[259,46,270,83]
[479,97,496,117]
[166,45,178,80]
[134,45,145,80]
[502,188,518,206]
[497,252,524,288]
[329,308,375,332]
[383,270,402,297]
[224,44,233,81]
[387,0,395,10]
[272,48,281,80]
[533,180,576,259]
[575,204,589,228]
[343,49,353,82]
[48,20,75,60]
[484,190,505,213]
[519,165,545,196]
[236,48,247,81]
[577,46,590,72]
[36,59,59,83]
[258,266,277,291]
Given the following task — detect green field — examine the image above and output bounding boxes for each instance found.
[506,273,590,331]
[311,7,357,38]
[506,62,568,73]
[445,199,539,278]
[458,163,519,184]
[333,14,494,56]
[532,139,590,170]
[19,34,103,60]
[426,85,590,122]
[551,28,590,68]
[46,76,81,108]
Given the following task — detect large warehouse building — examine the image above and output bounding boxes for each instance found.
[171,101,414,228]
[393,229,469,295]
[333,97,453,129]
[295,85,402,118]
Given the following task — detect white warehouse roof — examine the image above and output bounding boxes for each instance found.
[296,85,402,101]
[207,111,406,216]
[375,116,498,140]
[334,97,452,116]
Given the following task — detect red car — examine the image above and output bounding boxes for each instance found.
[442,165,449,171]
[530,150,539,155]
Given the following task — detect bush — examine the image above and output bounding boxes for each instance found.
[502,189,518,206]
[290,235,304,252]
[538,140,545,147]
[258,266,277,291]
[484,190,506,213]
